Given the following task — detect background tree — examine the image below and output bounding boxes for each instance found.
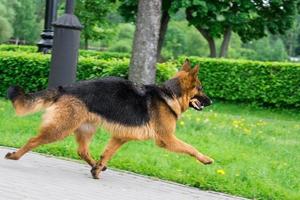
[281,15,300,57]
[0,0,17,42]
[183,0,298,57]
[119,0,175,60]
[75,0,115,49]
[12,0,41,44]
[129,0,161,84]
[108,23,134,53]
[162,20,207,59]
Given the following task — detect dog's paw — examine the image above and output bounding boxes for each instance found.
[101,166,107,171]
[203,157,214,165]
[5,152,19,160]
[91,165,107,179]
[198,155,214,165]
[91,166,101,179]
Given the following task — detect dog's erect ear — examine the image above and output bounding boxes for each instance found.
[189,65,199,79]
[182,59,191,72]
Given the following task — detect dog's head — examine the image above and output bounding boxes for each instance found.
[173,59,212,111]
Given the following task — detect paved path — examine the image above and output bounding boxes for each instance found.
[0,147,246,200]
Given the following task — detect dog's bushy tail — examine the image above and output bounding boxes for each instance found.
[7,86,63,116]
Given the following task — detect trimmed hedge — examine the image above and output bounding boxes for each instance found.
[1,47,300,108]
[0,44,130,60]
[180,57,300,108]
[78,50,129,60]
[0,44,37,53]
[0,51,176,96]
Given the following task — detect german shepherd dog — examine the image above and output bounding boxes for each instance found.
[5,60,213,179]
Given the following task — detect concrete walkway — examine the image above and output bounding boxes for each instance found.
[0,147,246,200]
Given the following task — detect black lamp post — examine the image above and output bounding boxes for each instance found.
[37,0,58,53]
[48,0,83,88]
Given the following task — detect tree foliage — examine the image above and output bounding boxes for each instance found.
[281,15,300,57]
[118,0,298,58]
[75,0,116,49]
[230,34,289,61]
[119,0,178,60]
[162,21,207,59]
[0,0,17,42]
[12,0,41,44]
[182,0,299,57]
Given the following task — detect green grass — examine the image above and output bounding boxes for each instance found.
[0,98,299,199]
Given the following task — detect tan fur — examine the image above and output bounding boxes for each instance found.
[13,99,47,116]
[101,120,155,140]
[6,61,214,179]
[75,128,96,167]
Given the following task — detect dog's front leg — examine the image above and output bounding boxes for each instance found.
[91,137,127,179]
[156,136,214,164]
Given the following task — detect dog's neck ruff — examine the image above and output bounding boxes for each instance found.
[163,78,182,98]
[160,79,183,119]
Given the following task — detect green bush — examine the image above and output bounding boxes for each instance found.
[79,49,130,60]
[0,51,175,96]
[0,44,37,53]
[1,47,300,108]
[179,57,300,108]
[0,44,130,60]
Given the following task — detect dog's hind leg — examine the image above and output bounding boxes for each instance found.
[91,137,127,179]
[5,96,87,160]
[5,124,76,160]
[74,126,96,167]
[156,135,214,164]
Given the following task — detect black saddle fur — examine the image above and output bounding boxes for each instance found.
[61,77,180,126]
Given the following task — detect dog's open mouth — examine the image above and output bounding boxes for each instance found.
[189,98,204,111]
[189,95,212,111]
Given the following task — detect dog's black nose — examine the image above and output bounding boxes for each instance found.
[199,95,212,107]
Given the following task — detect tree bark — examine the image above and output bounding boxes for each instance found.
[196,27,217,57]
[129,0,161,84]
[219,27,232,57]
[157,10,170,61]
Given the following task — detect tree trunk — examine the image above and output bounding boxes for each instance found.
[129,0,161,85]
[84,36,88,50]
[185,8,216,58]
[196,27,217,57]
[219,27,232,57]
[157,10,170,61]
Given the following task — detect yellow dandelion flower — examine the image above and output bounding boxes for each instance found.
[203,119,209,123]
[179,121,185,126]
[256,120,267,126]
[243,128,251,134]
[232,120,242,128]
[216,169,225,175]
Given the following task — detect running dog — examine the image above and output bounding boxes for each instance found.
[5,60,213,179]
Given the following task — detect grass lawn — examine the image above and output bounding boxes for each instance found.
[0,98,299,199]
